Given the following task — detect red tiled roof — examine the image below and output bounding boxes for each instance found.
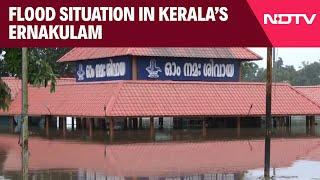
[57,48,262,62]
[2,81,320,117]
[0,77,76,100]
[295,86,320,106]
[1,77,21,99]
[0,77,76,115]
[55,78,77,85]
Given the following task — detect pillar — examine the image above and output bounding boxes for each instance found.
[173,118,177,129]
[150,117,155,140]
[130,118,133,129]
[59,117,63,130]
[311,116,316,135]
[139,117,143,129]
[124,118,128,130]
[289,116,292,133]
[76,117,82,129]
[62,117,66,137]
[284,117,287,132]
[289,116,292,127]
[93,118,99,129]
[104,118,108,130]
[72,117,75,131]
[237,117,241,137]
[82,117,86,129]
[306,116,314,135]
[109,118,114,142]
[311,116,316,126]
[133,118,138,129]
[287,116,291,132]
[45,116,50,137]
[9,116,14,133]
[101,118,106,130]
[306,116,311,129]
[159,117,164,129]
[202,119,207,138]
[88,118,93,137]
[306,116,309,134]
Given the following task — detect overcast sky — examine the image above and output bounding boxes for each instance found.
[249,48,320,69]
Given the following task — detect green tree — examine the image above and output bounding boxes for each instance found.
[241,62,265,82]
[273,57,297,84]
[0,48,72,110]
[0,79,11,110]
[242,58,320,86]
[293,61,320,86]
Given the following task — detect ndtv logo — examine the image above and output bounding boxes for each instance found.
[264,14,317,25]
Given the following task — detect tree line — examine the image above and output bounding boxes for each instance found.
[241,58,320,86]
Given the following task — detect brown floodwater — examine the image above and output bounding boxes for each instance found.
[0,118,320,179]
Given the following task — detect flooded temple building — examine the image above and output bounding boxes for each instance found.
[0,48,320,140]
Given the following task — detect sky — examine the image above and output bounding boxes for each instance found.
[249,48,320,69]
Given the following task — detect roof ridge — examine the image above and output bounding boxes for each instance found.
[243,47,263,60]
[58,77,76,80]
[122,80,290,86]
[52,80,292,86]
[57,47,263,62]
[104,81,124,116]
[54,80,121,87]
[5,78,292,88]
[57,48,76,62]
[126,48,134,56]
[295,86,320,88]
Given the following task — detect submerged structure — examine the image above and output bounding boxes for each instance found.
[0,48,320,140]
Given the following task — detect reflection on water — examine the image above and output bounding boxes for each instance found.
[2,170,242,180]
[0,118,320,179]
[245,160,320,179]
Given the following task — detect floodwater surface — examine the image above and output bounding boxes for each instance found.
[1,119,320,179]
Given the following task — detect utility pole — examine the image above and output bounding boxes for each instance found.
[21,47,29,180]
[264,47,273,179]
[272,47,276,82]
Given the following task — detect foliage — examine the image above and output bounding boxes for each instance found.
[272,58,298,84]
[241,58,320,86]
[0,79,11,110]
[241,62,265,82]
[0,48,72,110]
[293,61,320,86]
